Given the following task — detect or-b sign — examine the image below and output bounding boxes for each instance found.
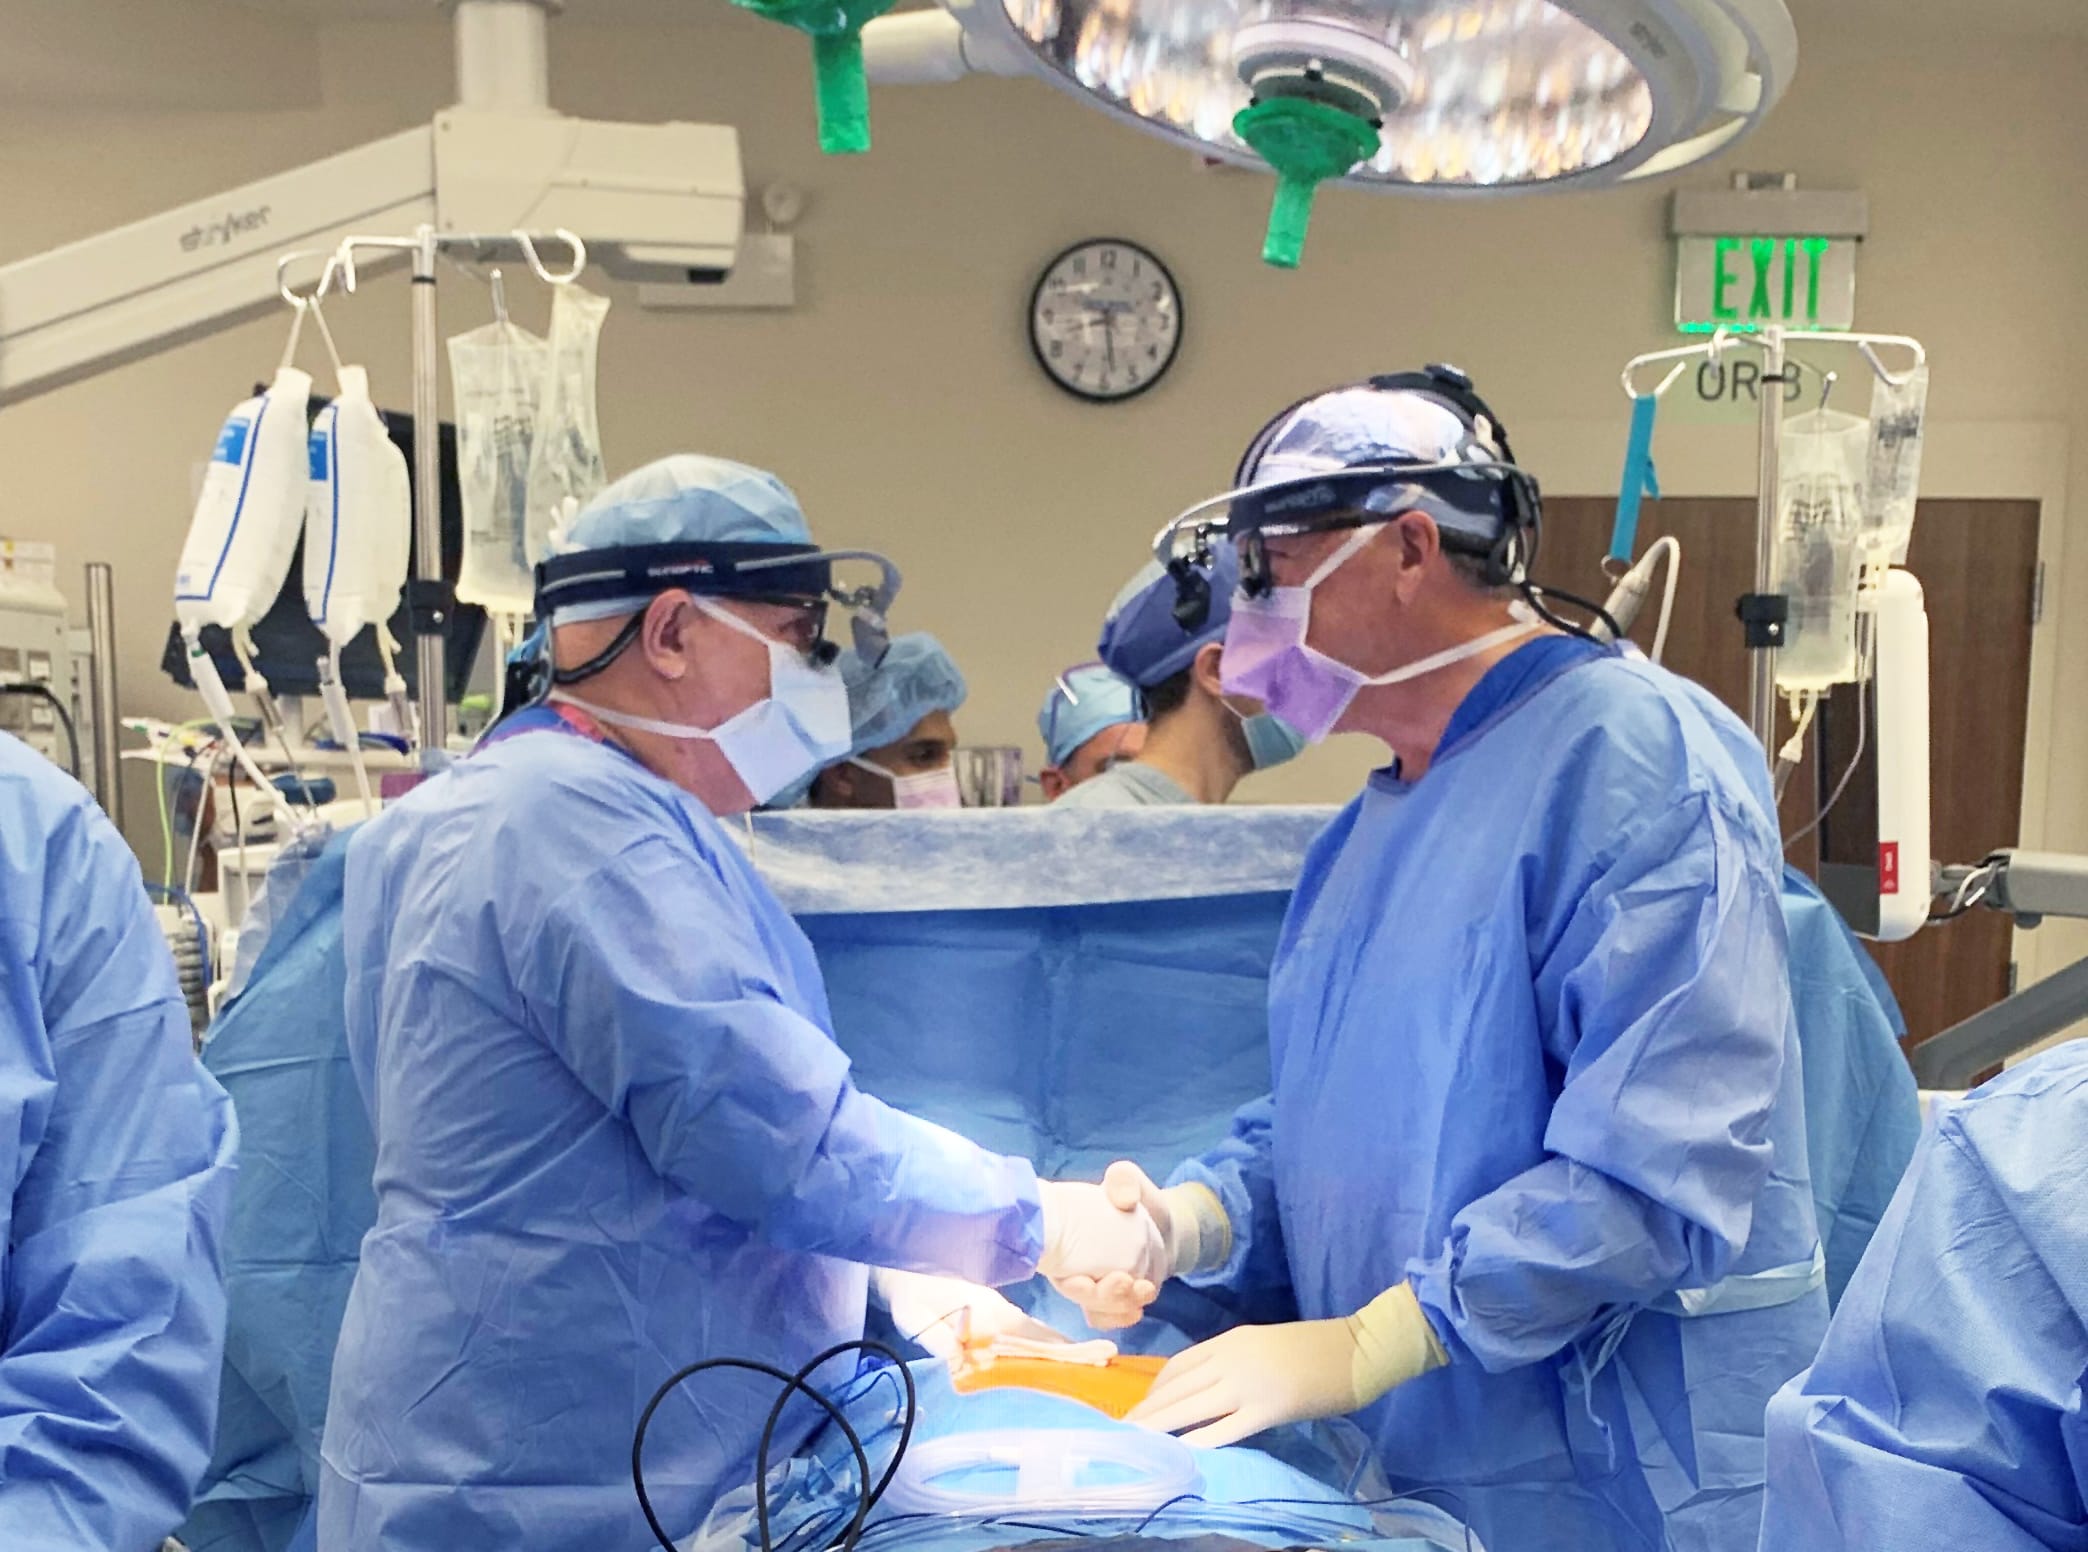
[1675,235,1856,334]
[1695,356,1802,408]
[1665,354,1806,425]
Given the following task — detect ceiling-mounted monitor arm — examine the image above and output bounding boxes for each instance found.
[0,128,436,407]
[0,0,741,410]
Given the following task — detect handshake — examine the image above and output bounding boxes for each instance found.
[1037,1162,1228,1330]
[886,1163,1441,1451]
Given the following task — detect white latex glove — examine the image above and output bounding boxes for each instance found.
[1036,1179,1169,1333]
[1105,1160,1231,1278]
[1053,1162,1232,1330]
[1125,1282,1449,1448]
[870,1268,1077,1361]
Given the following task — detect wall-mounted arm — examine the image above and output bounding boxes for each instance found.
[862,0,1033,84]
[1911,851,2088,1087]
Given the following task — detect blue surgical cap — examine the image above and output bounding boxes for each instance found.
[841,632,967,754]
[1096,543,1240,689]
[1246,386,1507,544]
[766,633,966,808]
[549,454,813,624]
[1037,664,1141,768]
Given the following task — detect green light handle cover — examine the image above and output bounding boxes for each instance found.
[731,0,890,155]
[1233,97,1380,269]
[812,30,871,154]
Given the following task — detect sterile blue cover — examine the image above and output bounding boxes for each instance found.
[184,830,364,1552]
[691,1360,1479,1552]
[1759,1039,2088,1552]
[761,806,1336,1344]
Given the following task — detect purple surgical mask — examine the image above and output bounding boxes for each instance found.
[1220,528,1537,742]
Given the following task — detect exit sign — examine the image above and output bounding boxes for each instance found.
[1675,235,1856,334]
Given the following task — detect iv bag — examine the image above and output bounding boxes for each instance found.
[176,366,313,634]
[305,366,411,648]
[524,283,611,568]
[449,318,548,614]
[1774,408,1869,692]
[1865,363,1928,564]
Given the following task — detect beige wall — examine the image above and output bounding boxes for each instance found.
[1,14,2082,950]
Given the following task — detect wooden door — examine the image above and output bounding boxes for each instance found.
[1537,496,2041,1049]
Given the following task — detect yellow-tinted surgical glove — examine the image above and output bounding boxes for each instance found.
[1125,1282,1449,1448]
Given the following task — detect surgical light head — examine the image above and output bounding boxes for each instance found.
[534,453,902,682]
[1153,364,1543,606]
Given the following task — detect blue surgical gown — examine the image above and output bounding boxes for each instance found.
[0,733,239,1551]
[1177,636,1828,1552]
[185,831,364,1552]
[317,706,1045,1550]
[1666,674,1919,1305]
[1777,870,1918,1307]
[1760,1038,2088,1551]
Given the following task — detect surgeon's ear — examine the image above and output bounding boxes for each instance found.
[642,592,697,681]
[1191,640,1228,698]
[1039,768,1069,801]
[1391,512,1443,605]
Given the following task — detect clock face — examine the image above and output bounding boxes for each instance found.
[1028,239,1183,403]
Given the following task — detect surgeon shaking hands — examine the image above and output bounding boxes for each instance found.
[317,455,1169,1552]
[1072,369,1830,1552]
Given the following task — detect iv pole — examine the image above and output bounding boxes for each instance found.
[1619,325,1926,752]
[328,225,585,767]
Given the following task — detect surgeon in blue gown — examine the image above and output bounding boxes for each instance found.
[316,455,1168,1552]
[0,732,239,1549]
[1760,1038,2088,1551]
[1081,368,1830,1552]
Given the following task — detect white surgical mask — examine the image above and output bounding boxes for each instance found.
[848,756,962,810]
[554,596,850,805]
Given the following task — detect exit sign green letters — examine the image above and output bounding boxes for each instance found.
[1674,235,1856,335]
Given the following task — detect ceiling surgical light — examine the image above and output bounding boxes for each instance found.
[863,0,1796,266]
